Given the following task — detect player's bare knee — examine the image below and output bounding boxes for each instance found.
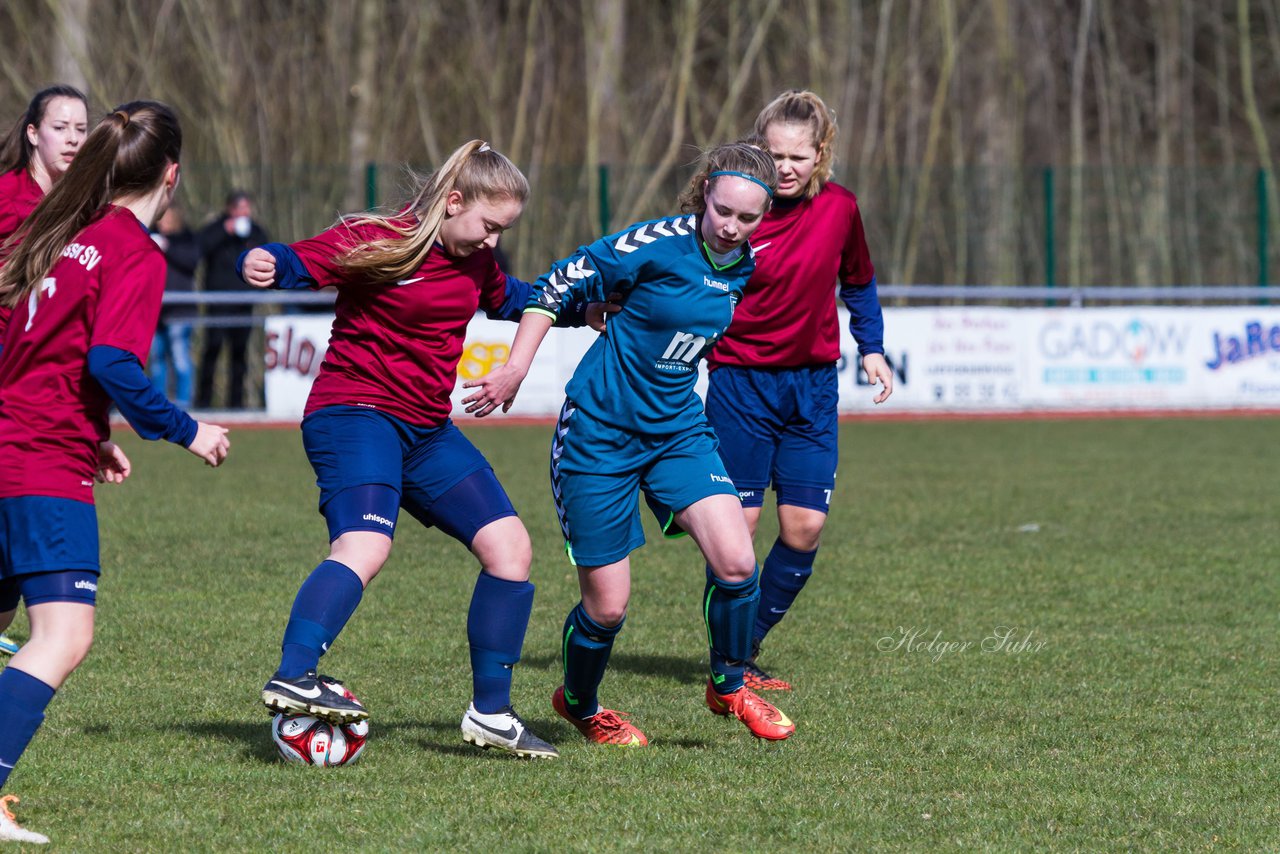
[471,519,532,582]
[585,601,627,628]
[773,504,824,550]
[328,533,392,582]
[710,552,758,584]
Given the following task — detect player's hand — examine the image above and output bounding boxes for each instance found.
[862,353,893,404]
[187,422,231,467]
[241,248,276,288]
[461,363,527,418]
[586,293,623,332]
[95,441,132,484]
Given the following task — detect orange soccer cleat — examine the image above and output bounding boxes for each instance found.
[743,657,793,692]
[552,685,648,746]
[705,680,796,740]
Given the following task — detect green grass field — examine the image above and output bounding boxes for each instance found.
[2,416,1277,851]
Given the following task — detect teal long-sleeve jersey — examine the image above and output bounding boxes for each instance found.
[527,214,755,436]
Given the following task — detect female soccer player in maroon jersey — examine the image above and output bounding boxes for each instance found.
[704,90,893,691]
[0,85,88,247]
[0,85,90,660]
[242,140,596,759]
[0,101,230,844]
[0,85,89,346]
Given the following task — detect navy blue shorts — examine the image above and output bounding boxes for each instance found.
[705,364,839,512]
[550,399,738,566]
[301,405,516,546]
[0,496,100,610]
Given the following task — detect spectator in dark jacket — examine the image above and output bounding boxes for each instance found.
[149,204,200,408]
[195,190,268,409]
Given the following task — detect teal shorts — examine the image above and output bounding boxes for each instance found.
[549,399,738,566]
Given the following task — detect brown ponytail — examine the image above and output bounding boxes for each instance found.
[0,101,181,308]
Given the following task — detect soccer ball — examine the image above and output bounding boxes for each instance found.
[271,714,369,766]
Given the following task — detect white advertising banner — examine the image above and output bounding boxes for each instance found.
[262,314,604,420]
[264,306,1280,420]
[838,306,1280,412]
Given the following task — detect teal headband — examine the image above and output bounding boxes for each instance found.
[708,170,774,197]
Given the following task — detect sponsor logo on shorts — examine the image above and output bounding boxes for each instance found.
[74,579,98,592]
[362,512,394,529]
[738,490,756,501]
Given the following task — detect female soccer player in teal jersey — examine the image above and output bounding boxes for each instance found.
[467,142,795,745]
[705,91,893,691]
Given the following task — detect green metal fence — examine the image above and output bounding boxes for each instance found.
[178,162,1278,289]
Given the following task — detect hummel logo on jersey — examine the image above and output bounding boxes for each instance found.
[704,276,729,291]
[709,473,733,484]
[270,680,322,699]
[74,579,98,592]
[362,512,394,528]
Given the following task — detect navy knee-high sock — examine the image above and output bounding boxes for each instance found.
[753,540,815,644]
[277,560,364,679]
[704,564,760,694]
[467,572,535,714]
[561,603,623,719]
[0,667,56,789]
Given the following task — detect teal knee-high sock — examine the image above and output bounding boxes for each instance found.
[704,564,760,694]
[561,603,623,719]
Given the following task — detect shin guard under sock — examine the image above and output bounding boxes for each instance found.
[704,564,760,694]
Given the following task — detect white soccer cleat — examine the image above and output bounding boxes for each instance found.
[461,703,559,759]
[0,795,49,844]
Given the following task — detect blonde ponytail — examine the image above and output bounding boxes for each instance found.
[336,140,528,281]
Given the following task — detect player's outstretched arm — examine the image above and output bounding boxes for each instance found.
[95,441,132,484]
[462,311,556,417]
[862,353,893,404]
[240,247,277,288]
[187,422,231,467]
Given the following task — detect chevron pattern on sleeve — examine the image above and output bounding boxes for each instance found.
[613,215,696,254]
[536,256,598,313]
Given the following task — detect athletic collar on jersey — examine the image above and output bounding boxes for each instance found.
[701,239,747,271]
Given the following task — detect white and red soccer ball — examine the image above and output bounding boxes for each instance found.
[272,713,369,766]
[271,676,368,767]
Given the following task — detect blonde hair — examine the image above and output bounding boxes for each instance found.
[336,140,528,281]
[753,89,837,199]
[677,141,778,214]
[1,101,181,308]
